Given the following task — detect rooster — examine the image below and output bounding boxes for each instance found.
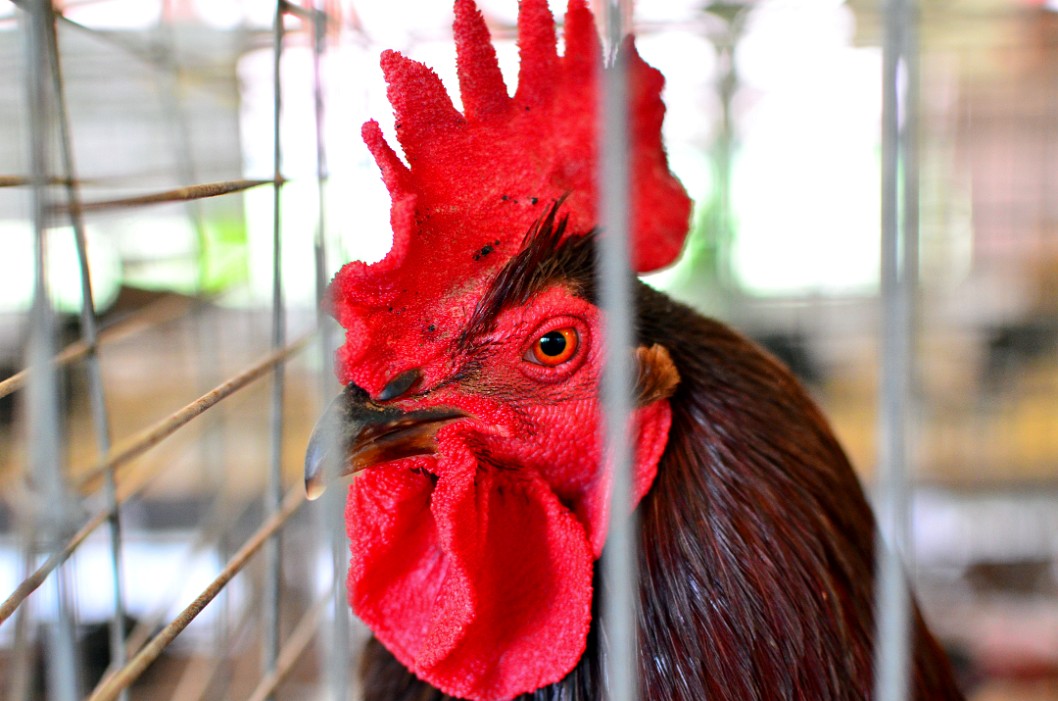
[304,1,966,699]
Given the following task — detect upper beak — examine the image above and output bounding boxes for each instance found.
[304,383,467,500]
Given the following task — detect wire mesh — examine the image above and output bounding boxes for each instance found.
[1,1,1056,701]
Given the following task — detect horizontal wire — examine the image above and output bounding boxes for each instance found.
[0,491,117,627]
[120,490,257,664]
[74,330,314,493]
[49,178,282,215]
[279,0,317,21]
[0,175,82,187]
[7,0,239,79]
[165,566,265,701]
[0,412,241,628]
[244,586,335,701]
[0,294,193,400]
[0,331,315,626]
[87,484,307,701]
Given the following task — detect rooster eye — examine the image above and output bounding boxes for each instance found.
[527,328,578,366]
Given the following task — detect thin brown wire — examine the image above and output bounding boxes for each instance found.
[244,587,334,701]
[0,331,315,626]
[0,294,193,400]
[168,581,264,701]
[87,484,307,701]
[49,178,281,214]
[119,493,257,660]
[0,175,83,187]
[75,330,314,492]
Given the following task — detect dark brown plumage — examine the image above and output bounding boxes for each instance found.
[352,229,965,701]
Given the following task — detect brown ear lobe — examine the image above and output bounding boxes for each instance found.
[634,344,680,406]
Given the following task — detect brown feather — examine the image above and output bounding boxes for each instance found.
[358,224,965,701]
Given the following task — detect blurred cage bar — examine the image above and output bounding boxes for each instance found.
[0,0,1056,700]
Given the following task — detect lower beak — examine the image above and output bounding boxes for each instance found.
[304,383,466,500]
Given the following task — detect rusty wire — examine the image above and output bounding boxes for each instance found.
[245,587,335,701]
[86,485,307,701]
[49,178,281,215]
[0,293,193,401]
[3,0,333,696]
[74,331,314,492]
[0,331,315,626]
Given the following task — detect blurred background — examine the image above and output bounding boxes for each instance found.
[1,0,1056,699]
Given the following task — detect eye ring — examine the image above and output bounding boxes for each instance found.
[526,327,579,366]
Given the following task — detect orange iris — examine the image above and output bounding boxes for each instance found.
[529,328,578,366]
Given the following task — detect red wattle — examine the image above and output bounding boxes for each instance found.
[348,442,594,700]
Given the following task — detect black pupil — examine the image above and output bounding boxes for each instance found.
[538,331,567,357]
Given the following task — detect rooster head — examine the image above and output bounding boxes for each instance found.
[307,1,691,698]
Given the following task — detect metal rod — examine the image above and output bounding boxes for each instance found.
[22,2,81,700]
[3,434,230,632]
[148,7,237,686]
[86,485,306,701]
[48,178,279,214]
[7,551,37,701]
[873,0,919,699]
[73,331,314,492]
[0,334,308,630]
[118,493,257,663]
[0,175,84,187]
[262,2,288,698]
[245,586,334,701]
[134,499,262,701]
[0,329,315,630]
[308,4,352,699]
[43,2,129,694]
[166,593,258,701]
[597,1,637,700]
[0,295,194,400]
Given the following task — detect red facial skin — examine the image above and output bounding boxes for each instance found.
[328,1,690,697]
[345,286,671,700]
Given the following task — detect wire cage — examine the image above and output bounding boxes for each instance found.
[1,1,1057,700]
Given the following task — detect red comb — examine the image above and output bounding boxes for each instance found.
[329,0,691,393]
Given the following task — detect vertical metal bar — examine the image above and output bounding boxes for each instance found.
[262,2,287,697]
[151,4,234,691]
[8,553,38,701]
[43,5,129,698]
[308,5,352,699]
[597,1,637,699]
[23,1,79,699]
[153,11,229,587]
[874,0,918,698]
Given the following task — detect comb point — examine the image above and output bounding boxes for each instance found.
[380,50,464,157]
[361,120,412,196]
[514,0,557,105]
[454,0,510,120]
[562,0,600,75]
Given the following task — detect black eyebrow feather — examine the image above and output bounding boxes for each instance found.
[460,200,598,348]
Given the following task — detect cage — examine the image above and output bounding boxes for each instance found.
[1,0,1057,700]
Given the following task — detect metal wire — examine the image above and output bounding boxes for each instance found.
[21,3,78,699]
[245,586,334,701]
[86,485,306,701]
[306,2,354,697]
[74,332,314,492]
[597,1,637,699]
[52,16,130,700]
[874,0,919,698]
[3,4,320,698]
[261,2,289,697]
[0,295,193,400]
[0,332,313,627]
[51,179,280,215]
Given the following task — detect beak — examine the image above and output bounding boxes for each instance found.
[304,383,467,500]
